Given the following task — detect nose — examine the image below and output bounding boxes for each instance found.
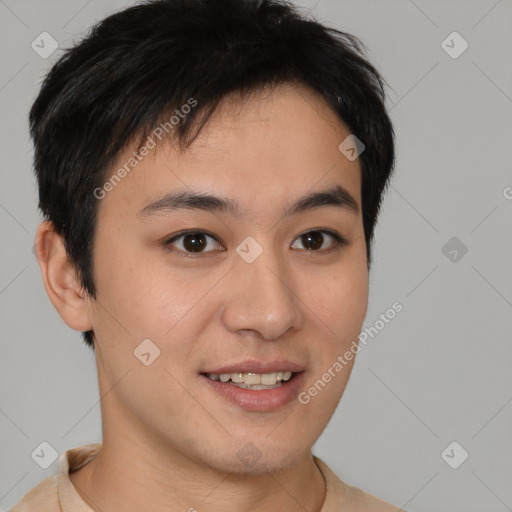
[220,243,304,341]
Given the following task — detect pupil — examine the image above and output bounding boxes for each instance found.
[183,233,207,252]
[303,231,323,250]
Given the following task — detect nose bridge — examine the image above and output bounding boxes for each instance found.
[222,235,303,340]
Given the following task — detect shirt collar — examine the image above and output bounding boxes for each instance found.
[57,443,101,511]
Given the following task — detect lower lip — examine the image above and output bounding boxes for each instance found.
[200,372,305,412]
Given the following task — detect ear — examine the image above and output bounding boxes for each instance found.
[34,220,93,332]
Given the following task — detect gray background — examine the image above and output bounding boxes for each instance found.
[1,0,511,511]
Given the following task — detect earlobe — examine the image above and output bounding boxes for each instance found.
[34,220,94,332]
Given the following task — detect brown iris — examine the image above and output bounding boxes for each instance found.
[182,233,208,252]
[300,231,324,250]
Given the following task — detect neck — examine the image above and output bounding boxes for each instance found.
[69,432,326,512]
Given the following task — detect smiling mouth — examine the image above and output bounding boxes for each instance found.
[203,371,295,390]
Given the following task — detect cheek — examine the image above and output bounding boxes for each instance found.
[307,262,368,340]
[332,274,368,337]
[301,256,368,409]
[91,242,198,340]
[297,267,367,428]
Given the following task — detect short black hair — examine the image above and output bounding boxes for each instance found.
[29,0,395,350]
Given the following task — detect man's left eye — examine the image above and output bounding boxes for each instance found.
[290,230,347,251]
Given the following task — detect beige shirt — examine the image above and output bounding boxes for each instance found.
[9,443,403,511]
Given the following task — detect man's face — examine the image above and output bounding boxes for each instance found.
[87,82,368,474]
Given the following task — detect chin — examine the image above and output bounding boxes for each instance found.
[201,441,309,477]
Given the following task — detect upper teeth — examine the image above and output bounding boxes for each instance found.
[207,371,293,387]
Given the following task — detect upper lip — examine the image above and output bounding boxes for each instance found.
[202,360,305,374]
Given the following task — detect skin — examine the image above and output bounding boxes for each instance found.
[35,82,368,512]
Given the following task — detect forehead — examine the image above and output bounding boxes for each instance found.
[97,82,362,219]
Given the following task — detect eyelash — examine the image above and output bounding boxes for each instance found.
[164,229,348,257]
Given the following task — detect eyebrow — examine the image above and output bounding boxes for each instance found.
[137,184,359,219]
